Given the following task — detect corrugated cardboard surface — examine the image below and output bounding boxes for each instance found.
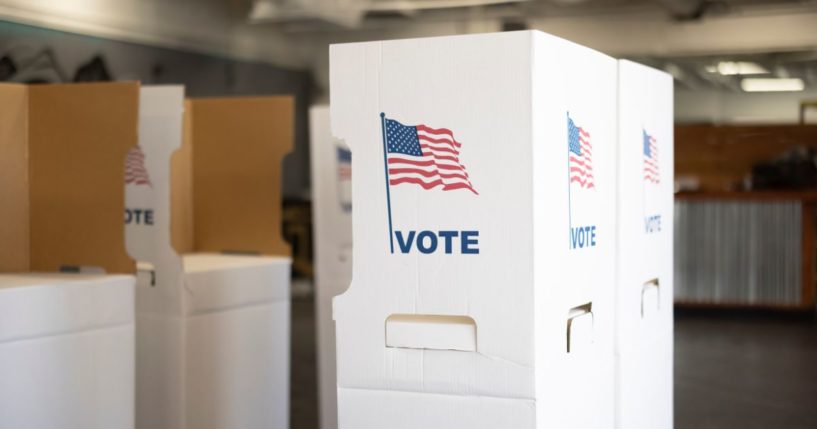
[615,60,674,429]
[330,32,618,428]
[0,83,139,273]
[0,84,29,272]
[170,99,195,254]
[184,97,293,257]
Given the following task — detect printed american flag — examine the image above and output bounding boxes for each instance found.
[384,116,477,195]
[568,116,594,189]
[643,130,659,184]
[337,147,352,181]
[125,145,152,187]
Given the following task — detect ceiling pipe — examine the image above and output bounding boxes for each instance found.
[655,0,727,21]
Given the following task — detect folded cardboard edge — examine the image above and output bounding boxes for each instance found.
[337,385,537,404]
[0,82,138,274]
[170,99,195,254]
[0,273,135,342]
[0,84,29,272]
[182,253,291,314]
[172,96,294,257]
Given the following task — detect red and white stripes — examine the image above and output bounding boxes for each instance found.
[387,124,478,195]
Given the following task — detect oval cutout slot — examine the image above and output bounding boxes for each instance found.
[385,314,477,352]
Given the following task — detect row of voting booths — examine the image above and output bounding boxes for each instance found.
[0,83,293,429]
[314,31,673,428]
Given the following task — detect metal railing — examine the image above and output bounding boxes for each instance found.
[674,199,803,306]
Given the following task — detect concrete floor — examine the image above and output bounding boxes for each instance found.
[675,311,817,428]
[290,297,817,429]
[291,296,319,429]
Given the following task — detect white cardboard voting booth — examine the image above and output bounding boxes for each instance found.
[0,82,138,429]
[128,88,293,429]
[330,31,617,428]
[309,104,353,429]
[615,60,674,429]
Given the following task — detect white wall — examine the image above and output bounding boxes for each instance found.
[0,0,306,69]
[675,88,817,124]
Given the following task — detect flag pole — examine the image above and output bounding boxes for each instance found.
[380,112,395,254]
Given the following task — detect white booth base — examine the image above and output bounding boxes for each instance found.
[339,388,536,429]
[0,273,136,429]
[136,253,291,429]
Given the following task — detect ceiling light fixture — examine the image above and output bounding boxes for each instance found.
[714,61,769,76]
[367,0,527,12]
[740,78,805,92]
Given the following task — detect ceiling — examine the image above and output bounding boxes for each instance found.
[247,0,817,30]
[243,0,817,91]
[632,50,817,91]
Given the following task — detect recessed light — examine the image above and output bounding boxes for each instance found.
[740,78,805,92]
[715,61,769,75]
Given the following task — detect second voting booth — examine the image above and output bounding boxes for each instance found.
[615,60,674,429]
[0,82,138,428]
[128,87,293,429]
[310,104,353,429]
[330,31,618,428]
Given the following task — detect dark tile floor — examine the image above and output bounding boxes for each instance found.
[291,297,319,429]
[290,297,817,429]
[675,311,817,429]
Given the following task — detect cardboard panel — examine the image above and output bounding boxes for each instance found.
[187,97,293,257]
[170,99,195,254]
[27,82,138,274]
[0,84,30,273]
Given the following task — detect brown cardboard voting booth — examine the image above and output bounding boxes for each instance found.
[171,97,292,256]
[130,88,293,429]
[0,82,136,274]
[0,82,138,429]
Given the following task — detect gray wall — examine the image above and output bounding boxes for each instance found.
[0,20,313,199]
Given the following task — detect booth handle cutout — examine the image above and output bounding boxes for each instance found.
[385,314,477,352]
[566,302,593,353]
[641,278,660,318]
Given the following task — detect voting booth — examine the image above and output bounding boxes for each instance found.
[330,31,617,428]
[129,88,293,429]
[310,104,353,429]
[615,60,674,429]
[0,82,138,428]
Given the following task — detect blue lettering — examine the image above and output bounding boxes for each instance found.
[125,208,154,225]
[417,231,438,254]
[392,230,479,254]
[461,231,479,254]
[645,215,661,233]
[570,225,597,249]
[439,230,458,254]
[395,230,416,254]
